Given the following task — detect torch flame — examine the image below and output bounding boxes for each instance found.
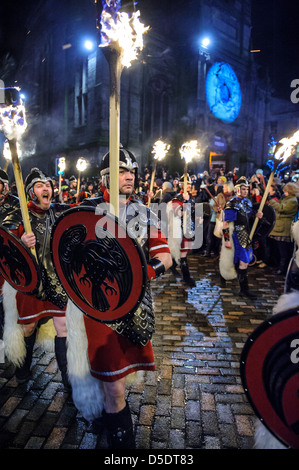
[76,157,87,172]
[0,89,27,141]
[179,140,200,164]
[152,140,170,162]
[274,130,299,162]
[3,139,21,161]
[58,156,66,174]
[100,1,149,68]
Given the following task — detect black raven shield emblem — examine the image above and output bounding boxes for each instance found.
[0,226,40,294]
[240,308,299,449]
[50,206,147,322]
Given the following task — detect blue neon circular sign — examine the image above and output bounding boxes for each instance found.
[205,62,242,123]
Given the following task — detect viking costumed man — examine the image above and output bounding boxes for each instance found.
[0,169,19,338]
[63,147,172,449]
[220,176,263,297]
[2,168,72,389]
[65,175,78,204]
[166,174,196,287]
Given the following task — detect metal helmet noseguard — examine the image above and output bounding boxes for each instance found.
[100,147,138,187]
[25,167,54,201]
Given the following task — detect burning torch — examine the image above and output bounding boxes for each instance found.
[148,139,170,207]
[98,0,149,217]
[57,156,66,194]
[76,157,87,202]
[250,129,299,240]
[0,87,36,258]
[179,140,200,195]
[3,139,21,171]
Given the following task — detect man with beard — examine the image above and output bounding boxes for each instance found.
[75,147,172,449]
[2,168,71,389]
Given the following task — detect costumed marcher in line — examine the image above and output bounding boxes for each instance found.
[66,175,78,204]
[205,185,226,257]
[167,174,196,287]
[219,177,263,297]
[65,148,172,449]
[267,182,299,275]
[2,168,73,390]
[0,169,19,339]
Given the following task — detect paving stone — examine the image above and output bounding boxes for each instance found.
[0,254,284,449]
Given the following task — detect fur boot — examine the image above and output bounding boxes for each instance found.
[219,222,237,281]
[2,281,26,367]
[65,300,104,423]
[15,330,36,383]
[166,200,182,264]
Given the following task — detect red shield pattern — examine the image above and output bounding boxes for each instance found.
[240,308,299,449]
[0,226,40,294]
[50,206,147,322]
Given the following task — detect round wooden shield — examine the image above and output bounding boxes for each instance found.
[0,226,40,294]
[251,202,276,239]
[240,308,299,449]
[50,205,148,323]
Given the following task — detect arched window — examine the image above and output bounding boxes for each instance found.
[145,75,171,139]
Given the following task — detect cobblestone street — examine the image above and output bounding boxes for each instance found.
[0,253,284,450]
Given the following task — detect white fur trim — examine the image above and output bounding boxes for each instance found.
[253,291,297,450]
[272,291,299,315]
[291,220,299,267]
[219,222,237,280]
[254,420,286,449]
[166,201,182,263]
[66,300,104,422]
[2,281,25,367]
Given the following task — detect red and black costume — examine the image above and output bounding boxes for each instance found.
[81,188,170,382]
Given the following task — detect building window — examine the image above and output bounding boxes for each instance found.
[75,57,88,126]
[145,75,170,139]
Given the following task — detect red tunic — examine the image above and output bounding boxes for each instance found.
[9,202,67,324]
[84,190,170,382]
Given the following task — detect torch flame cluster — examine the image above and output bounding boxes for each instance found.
[179,140,200,164]
[0,99,27,141]
[274,130,299,162]
[152,139,170,162]
[58,156,66,174]
[100,0,149,68]
[76,157,87,172]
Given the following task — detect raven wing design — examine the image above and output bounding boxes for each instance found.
[58,224,133,312]
[0,235,33,287]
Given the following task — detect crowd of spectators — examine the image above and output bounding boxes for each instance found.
[48,164,299,278]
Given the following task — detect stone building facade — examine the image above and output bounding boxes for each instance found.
[1,0,294,180]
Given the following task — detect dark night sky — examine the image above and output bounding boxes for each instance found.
[0,0,298,99]
[251,0,299,99]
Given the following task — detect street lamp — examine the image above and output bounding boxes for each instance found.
[197,37,210,100]
[83,39,95,51]
[201,37,210,49]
